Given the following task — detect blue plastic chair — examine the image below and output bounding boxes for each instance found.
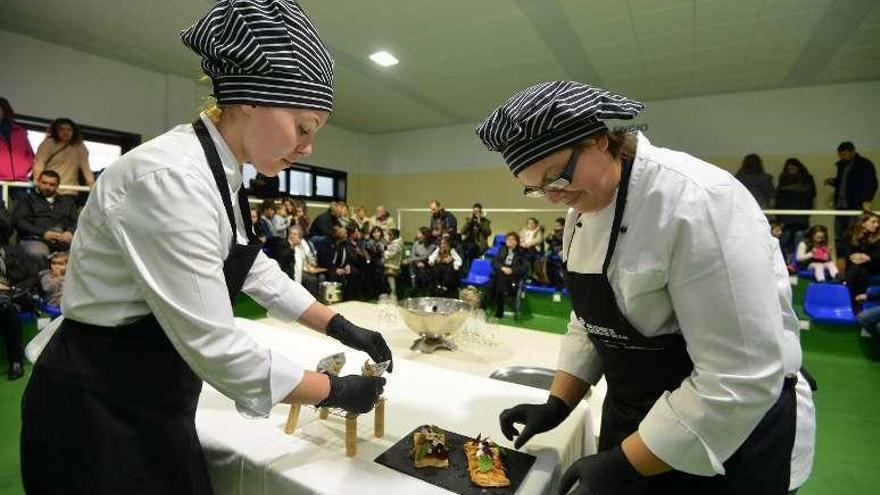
[460,258,493,287]
[40,301,63,319]
[524,283,557,295]
[484,234,506,258]
[803,283,857,325]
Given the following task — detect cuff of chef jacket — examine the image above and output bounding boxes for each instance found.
[638,391,725,476]
[556,325,604,385]
[264,281,317,323]
[235,350,304,418]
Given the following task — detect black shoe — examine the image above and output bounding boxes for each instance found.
[8,361,23,380]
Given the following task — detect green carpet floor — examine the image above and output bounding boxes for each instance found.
[1,290,878,493]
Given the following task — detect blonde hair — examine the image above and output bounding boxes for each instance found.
[198,75,224,123]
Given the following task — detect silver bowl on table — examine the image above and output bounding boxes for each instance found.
[398,297,470,353]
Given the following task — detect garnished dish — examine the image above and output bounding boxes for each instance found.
[412,425,450,468]
[464,434,510,488]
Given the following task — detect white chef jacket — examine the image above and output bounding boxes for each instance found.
[27,114,315,418]
[557,133,814,481]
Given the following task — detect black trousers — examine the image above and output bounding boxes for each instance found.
[0,305,23,366]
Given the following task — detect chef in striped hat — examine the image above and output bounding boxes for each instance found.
[482,81,814,495]
[20,1,391,492]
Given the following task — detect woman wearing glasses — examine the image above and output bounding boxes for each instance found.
[478,81,814,495]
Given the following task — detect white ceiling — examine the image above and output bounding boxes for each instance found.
[1,0,878,133]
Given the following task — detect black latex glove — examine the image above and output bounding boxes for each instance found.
[558,445,642,495]
[325,314,394,372]
[318,373,386,414]
[499,395,572,449]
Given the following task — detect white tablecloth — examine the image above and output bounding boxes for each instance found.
[261,301,607,436]
[197,318,595,495]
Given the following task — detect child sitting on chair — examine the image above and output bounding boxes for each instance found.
[797,225,838,282]
[40,251,68,307]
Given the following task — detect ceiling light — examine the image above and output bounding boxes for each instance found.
[369,51,399,67]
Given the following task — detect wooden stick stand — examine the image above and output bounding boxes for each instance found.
[284,399,387,458]
[374,397,385,438]
[284,403,302,434]
[345,413,358,457]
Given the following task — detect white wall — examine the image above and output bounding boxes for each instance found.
[3,28,877,178]
[369,80,880,174]
[0,29,370,174]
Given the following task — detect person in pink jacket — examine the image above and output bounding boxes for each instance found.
[0,97,36,199]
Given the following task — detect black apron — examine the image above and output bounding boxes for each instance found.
[20,119,262,494]
[563,159,797,494]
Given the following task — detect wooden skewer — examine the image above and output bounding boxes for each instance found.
[374,397,385,438]
[283,402,301,434]
[345,413,358,457]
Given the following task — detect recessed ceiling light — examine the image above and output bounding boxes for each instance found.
[369,51,399,67]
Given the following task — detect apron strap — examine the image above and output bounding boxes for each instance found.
[564,157,635,271]
[191,119,259,246]
[601,158,634,276]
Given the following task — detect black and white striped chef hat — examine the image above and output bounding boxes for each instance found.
[181,0,334,112]
[475,81,644,175]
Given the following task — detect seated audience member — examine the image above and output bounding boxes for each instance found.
[844,212,880,305]
[39,250,68,307]
[278,225,326,297]
[404,227,436,293]
[519,217,544,257]
[427,237,462,297]
[857,304,880,340]
[796,225,837,282]
[271,200,290,237]
[384,228,403,296]
[0,242,41,380]
[460,202,492,267]
[258,200,279,239]
[342,225,373,300]
[485,232,528,318]
[352,206,370,233]
[337,202,352,229]
[12,170,78,262]
[293,200,310,233]
[371,205,396,240]
[364,226,388,295]
[544,217,566,289]
[250,208,267,243]
[308,202,341,239]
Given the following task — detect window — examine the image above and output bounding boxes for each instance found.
[315,175,334,197]
[242,163,258,191]
[288,169,312,196]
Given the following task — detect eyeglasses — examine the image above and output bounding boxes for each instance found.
[522,146,583,198]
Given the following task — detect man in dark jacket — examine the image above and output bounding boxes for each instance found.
[12,170,78,262]
[460,202,492,266]
[308,202,342,239]
[429,199,457,238]
[825,142,877,261]
[0,198,12,245]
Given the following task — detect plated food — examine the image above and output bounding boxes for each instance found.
[464,434,510,488]
[412,425,449,468]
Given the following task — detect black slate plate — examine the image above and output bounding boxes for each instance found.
[374,426,537,494]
